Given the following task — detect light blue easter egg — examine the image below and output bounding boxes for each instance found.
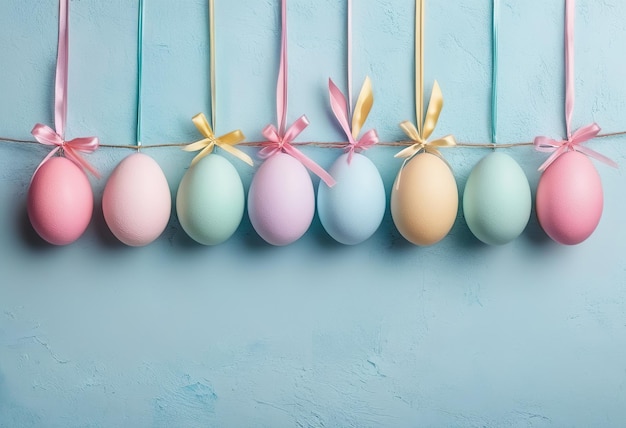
[463,151,531,245]
[317,153,386,245]
[176,154,244,245]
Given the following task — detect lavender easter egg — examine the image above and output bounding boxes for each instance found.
[27,156,93,245]
[102,152,171,246]
[391,152,458,246]
[248,152,314,246]
[317,153,385,245]
[463,152,531,245]
[536,151,603,245]
[176,154,245,245]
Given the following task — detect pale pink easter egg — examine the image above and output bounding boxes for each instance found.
[102,152,171,246]
[248,152,314,246]
[536,151,603,245]
[27,156,93,245]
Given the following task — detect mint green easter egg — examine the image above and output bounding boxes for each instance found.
[463,152,531,245]
[176,154,244,245]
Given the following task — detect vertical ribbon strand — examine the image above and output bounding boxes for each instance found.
[347,0,353,114]
[565,0,574,138]
[30,0,100,177]
[182,0,252,166]
[257,0,335,186]
[415,0,424,134]
[491,0,499,144]
[54,0,69,138]
[276,0,288,135]
[209,0,216,130]
[136,0,145,147]
[533,0,616,171]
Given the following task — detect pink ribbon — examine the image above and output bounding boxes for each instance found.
[260,117,334,185]
[328,79,378,163]
[534,0,616,171]
[258,0,335,187]
[31,124,100,178]
[535,123,616,171]
[31,0,99,177]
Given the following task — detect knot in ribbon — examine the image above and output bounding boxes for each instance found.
[395,81,456,162]
[183,113,252,167]
[259,116,336,187]
[31,123,100,178]
[328,77,378,163]
[534,123,617,171]
[533,0,617,173]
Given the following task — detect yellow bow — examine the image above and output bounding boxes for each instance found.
[395,81,456,162]
[183,113,253,167]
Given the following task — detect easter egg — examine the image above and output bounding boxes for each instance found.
[536,151,603,245]
[27,156,93,245]
[248,152,314,246]
[176,154,244,245]
[463,152,531,245]
[317,153,385,245]
[391,152,458,246]
[102,152,171,246]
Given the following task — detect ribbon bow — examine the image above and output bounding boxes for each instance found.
[31,0,99,178]
[328,77,378,163]
[31,123,100,178]
[259,116,336,187]
[534,123,617,171]
[183,113,252,167]
[533,0,616,172]
[256,0,335,187]
[395,81,456,162]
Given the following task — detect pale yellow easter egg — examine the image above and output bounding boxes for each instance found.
[391,152,458,246]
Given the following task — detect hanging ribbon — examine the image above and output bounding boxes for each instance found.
[328,78,378,163]
[31,0,99,177]
[183,113,251,166]
[326,0,378,164]
[181,0,251,166]
[533,0,616,171]
[258,0,335,187]
[492,0,499,144]
[394,0,456,185]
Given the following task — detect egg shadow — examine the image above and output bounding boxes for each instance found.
[382,213,419,252]
[522,208,552,246]
[163,210,200,250]
[452,205,488,250]
[91,199,129,249]
[451,221,486,250]
[17,202,54,251]
[239,213,273,250]
[310,212,349,251]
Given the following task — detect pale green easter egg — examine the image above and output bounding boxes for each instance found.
[463,152,531,245]
[176,154,245,245]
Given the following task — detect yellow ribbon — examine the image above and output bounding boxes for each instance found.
[181,1,252,168]
[395,81,456,160]
[351,76,374,139]
[183,113,252,167]
[395,0,456,166]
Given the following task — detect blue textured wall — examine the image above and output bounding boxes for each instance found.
[1,0,626,426]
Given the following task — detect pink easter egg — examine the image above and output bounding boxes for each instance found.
[248,152,314,246]
[536,151,603,245]
[102,152,171,246]
[27,156,93,245]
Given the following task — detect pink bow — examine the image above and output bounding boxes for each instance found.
[534,0,616,172]
[259,116,335,186]
[31,0,100,178]
[32,123,100,178]
[534,123,616,172]
[328,78,378,163]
